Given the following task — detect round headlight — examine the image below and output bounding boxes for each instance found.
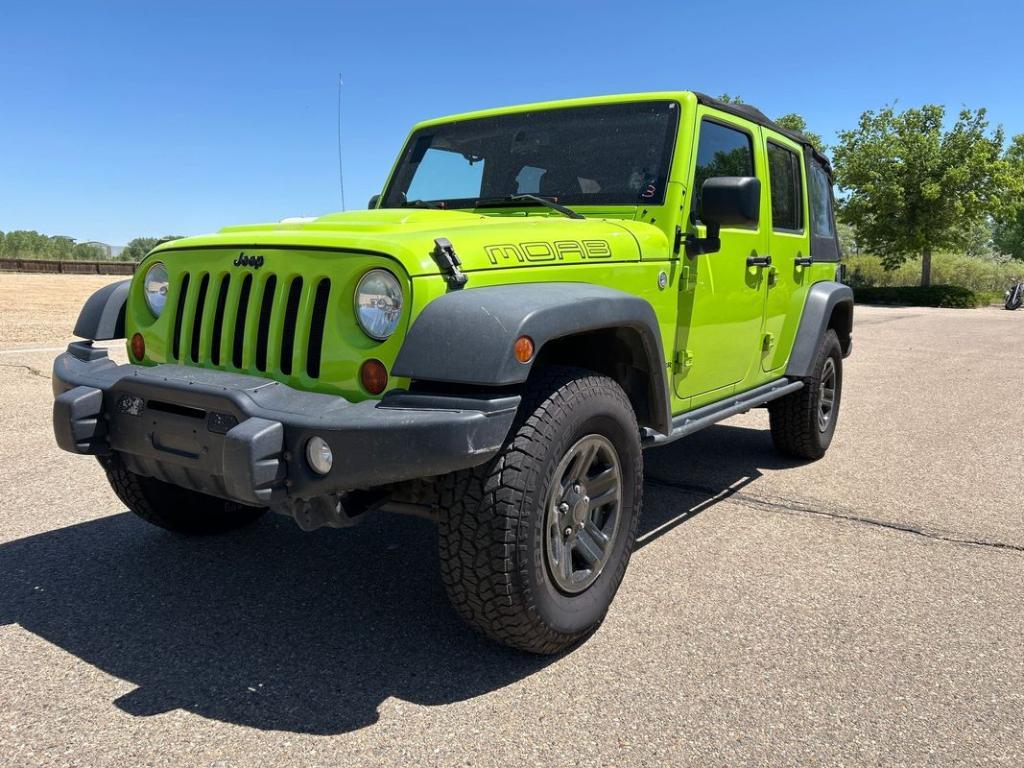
[354,269,403,340]
[143,262,169,318]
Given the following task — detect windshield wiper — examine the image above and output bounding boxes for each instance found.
[474,194,585,220]
[400,198,444,209]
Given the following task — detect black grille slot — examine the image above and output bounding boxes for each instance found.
[255,275,277,372]
[190,274,210,363]
[279,277,303,375]
[172,272,191,361]
[306,278,331,378]
[232,274,252,369]
[170,267,328,379]
[148,400,206,420]
[210,274,230,366]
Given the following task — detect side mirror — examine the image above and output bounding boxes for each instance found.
[687,176,760,256]
[368,193,381,209]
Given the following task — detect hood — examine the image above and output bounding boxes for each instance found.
[151,209,657,276]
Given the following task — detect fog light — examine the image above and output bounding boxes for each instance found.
[306,436,333,475]
[130,333,145,360]
[359,358,388,395]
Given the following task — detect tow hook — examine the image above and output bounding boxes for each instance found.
[280,488,390,531]
[283,494,362,531]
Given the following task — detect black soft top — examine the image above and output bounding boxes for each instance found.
[693,92,833,177]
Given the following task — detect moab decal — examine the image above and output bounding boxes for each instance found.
[484,239,612,265]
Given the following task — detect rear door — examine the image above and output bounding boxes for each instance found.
[761,133,810,372]
[673,109,769,405]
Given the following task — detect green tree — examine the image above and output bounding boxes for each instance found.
[836,222,860,256]
[993,134,1024,260]
[121,237,160,262]
[832,105,1009,287]
[49,236,75,260]
[72,242,107,260]
[775,113,824,151]
[3,230,50,259]
[121,236,181,261]
[0,230,5,257]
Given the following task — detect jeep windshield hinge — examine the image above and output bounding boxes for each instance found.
[432,237,468,289]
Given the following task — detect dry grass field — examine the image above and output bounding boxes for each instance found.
[0,273,123,347]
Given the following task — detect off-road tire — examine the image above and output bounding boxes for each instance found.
[769,329,843,460]
[98,454,267,534]
[437,366,643,654]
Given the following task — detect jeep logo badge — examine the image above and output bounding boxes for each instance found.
[233,252,264,269]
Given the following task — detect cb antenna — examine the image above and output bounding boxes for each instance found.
[336,74,347,211]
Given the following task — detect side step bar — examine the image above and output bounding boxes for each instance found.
[642,378,804,448]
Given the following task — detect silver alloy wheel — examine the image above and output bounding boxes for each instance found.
[544,434,622,595]
[817,357,837,431]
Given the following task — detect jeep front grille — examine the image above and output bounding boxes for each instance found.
[169,270,332,379]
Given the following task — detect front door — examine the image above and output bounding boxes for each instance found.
[673,110,769,406]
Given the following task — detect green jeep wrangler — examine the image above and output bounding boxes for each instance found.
[53,92,852,654]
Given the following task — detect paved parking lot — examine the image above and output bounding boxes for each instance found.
[1,274,1021,766]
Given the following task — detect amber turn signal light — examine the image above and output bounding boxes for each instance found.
[514,335,534,363]
[360,358,388,395]
[130,333,145,360]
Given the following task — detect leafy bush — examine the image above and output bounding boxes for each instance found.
[844,252,1022,293]
[853,285,979,308]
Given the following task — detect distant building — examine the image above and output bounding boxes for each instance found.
[80,241,122,259]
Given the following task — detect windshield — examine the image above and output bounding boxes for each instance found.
[381,101,679,209]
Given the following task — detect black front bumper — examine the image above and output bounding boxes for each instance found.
[53,342,519,511]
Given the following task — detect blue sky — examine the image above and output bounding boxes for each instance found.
[2,0,1022,246]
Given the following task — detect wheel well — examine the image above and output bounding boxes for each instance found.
[828,301,853,356]
[533,328,660,431]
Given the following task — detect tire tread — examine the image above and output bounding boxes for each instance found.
[438,366,641,654]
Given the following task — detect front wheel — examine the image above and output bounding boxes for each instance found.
[99,455,268,534]
[437,367,643,654]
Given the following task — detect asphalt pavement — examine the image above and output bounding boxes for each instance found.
[1,280,1021,766]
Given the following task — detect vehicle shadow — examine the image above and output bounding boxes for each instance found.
[0,423,795,735]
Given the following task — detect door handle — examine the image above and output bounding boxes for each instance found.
[794,256,814,267]
[746,254,772,268]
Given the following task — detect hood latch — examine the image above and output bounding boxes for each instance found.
[432,237,468,289]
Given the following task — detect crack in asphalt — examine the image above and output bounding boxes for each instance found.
[645,475,1024,554]
[853,313,923,326]
[0,362,51,381]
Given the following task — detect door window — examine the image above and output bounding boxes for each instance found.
[692,120,755,222]
[767,142,803,231]
[809,163,835,237]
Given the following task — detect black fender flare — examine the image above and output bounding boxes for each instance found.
[786,281,854,378]
[392,283,671,435]
[73,279,130,341]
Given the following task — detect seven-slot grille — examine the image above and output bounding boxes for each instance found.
[169,271,332,379]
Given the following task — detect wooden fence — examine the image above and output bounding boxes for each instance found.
[0,258,138,275]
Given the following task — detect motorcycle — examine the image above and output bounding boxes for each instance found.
[1006,280,1024,310]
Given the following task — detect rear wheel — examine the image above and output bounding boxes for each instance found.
[768,329,843,460]
[437,367,642,654]
[99,455,267,534]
